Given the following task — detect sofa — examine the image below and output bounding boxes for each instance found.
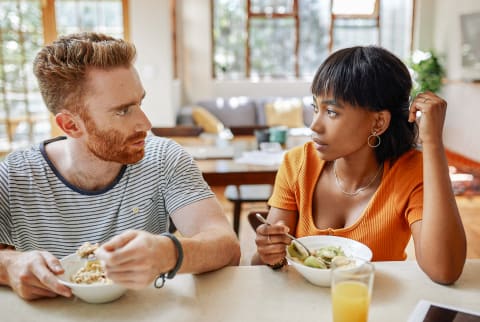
[176,96,315,133]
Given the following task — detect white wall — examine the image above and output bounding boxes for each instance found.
[423,0,480,161]
[129,0,176,126]
[429,0,480,80]
[441,82,480,161]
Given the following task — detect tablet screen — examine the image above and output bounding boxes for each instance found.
[423,304,480,322]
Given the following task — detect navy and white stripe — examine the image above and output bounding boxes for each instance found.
[0,135,213,258]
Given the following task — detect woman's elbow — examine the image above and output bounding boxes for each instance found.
[424,261,465,285]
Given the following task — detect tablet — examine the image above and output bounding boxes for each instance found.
[408,300,480,322]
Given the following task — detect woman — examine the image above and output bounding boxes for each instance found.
[252,46,466,284]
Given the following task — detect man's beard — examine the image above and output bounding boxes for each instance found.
[82,113,147,164]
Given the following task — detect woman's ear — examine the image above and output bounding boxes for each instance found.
[373,110,391,135]
[55,111,84,138]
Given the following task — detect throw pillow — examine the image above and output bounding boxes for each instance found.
[264,99,304,128]
[191,106,225,134]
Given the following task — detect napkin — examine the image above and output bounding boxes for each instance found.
[234,150,285,166]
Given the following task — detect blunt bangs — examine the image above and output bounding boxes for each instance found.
[311,46,412,114]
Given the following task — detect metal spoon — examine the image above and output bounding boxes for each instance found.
[255,213,312,256]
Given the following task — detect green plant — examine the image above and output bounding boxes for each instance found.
[408,50,446,98]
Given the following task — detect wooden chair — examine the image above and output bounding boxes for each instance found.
[225,185,272,235]
[247,210,269,232]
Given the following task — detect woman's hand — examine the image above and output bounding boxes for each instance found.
[255,221,291,266]
[408,91,447,146]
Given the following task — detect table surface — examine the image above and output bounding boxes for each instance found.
[3,260,479,322]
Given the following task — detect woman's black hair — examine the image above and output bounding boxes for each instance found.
[311,46,418,163]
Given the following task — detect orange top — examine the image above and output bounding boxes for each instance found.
[268,142,424,261]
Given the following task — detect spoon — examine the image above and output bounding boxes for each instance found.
[255,213,312,257]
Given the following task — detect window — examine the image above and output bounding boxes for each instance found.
[0,0,128,157]
[0,0,47,154]
[212,0,414,80]
[329,0,380,52]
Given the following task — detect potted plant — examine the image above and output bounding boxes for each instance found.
[408,50,446,97]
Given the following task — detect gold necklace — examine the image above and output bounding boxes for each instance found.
[333,161,383,197]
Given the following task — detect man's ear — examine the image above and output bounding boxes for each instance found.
[55,111,84,138]
[373,110,391,135]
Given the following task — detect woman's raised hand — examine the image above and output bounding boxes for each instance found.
[408,91,447,146]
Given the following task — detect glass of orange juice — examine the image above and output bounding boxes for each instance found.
[331,257,375,322]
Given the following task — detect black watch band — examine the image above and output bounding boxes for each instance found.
[154,232,184,288]
[267,257,287,270]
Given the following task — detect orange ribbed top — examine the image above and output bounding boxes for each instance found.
[268,142,424,261]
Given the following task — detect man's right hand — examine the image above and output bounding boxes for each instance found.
[1,250,72,300]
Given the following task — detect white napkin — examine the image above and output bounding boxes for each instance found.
[234,150,285,166]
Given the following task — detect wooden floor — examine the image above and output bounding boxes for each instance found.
[211,187,480,265]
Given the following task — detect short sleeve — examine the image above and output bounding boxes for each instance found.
[405,181,423,226]
[160,140,214,214]
[393,150,424,226]
[268,147,302,211]
[0,160,13,246]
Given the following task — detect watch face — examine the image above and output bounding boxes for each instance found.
[423,305,480,322]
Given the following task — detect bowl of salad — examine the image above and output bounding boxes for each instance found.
[286,235,372,287]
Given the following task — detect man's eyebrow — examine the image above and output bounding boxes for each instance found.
[108,91,146,111]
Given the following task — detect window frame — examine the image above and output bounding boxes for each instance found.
[328,0,380,53]
[211,0,416,80]
[245,0,300,78]
[41,0,130,43]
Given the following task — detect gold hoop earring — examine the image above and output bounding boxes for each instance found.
[368,131,381,148]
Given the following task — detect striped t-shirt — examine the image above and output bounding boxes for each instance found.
[0,135,214,258]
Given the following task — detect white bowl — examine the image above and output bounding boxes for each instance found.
[286,235,372,287]
[58,254,127,304]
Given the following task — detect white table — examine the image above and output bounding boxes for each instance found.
[2,260,479,322]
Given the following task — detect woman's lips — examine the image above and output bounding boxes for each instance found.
[312,139,328,152]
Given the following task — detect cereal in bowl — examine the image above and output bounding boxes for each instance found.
[76,241,99,258]
[71,242,111,285]
[71,260,111,285]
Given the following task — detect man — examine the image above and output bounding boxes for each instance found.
[0,32,240,300]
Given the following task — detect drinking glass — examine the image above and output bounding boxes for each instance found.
[254,129,270,149]
[331,257,375,322]
[269,126,288,145]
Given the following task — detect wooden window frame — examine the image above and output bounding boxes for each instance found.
[246,0,300,78]
[212,0,416,80]
[170,0,178,79]
[328,0,381,52]
[41,0,130,43]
